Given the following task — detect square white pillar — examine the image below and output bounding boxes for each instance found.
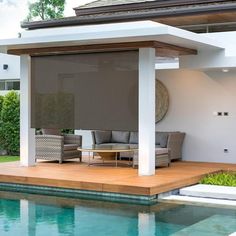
[20,55,35,166]
[138,48,156,176]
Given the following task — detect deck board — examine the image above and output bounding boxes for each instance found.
[0,160,235,196]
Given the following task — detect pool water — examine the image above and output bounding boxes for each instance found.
[0,191,235,236]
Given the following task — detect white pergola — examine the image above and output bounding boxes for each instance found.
[0,20,229,176]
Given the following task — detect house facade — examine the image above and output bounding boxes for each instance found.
[1,0,236,175]
[0,53,20,95]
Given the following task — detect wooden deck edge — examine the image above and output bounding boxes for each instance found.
[102,183,150,196]
[0,174,102,191]
[0,168,224,197]
[0,174,151,196]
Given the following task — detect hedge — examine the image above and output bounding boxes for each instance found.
[0,91,20,155]
[0,91,73,155]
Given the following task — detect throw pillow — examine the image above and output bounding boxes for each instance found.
[111,131,130,143]
[94,131,112,144]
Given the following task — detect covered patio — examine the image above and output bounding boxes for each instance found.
[0,20,232,178]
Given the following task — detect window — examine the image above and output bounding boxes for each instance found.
[0,82,5,90]
[0,80,20,91]
[6,81,20,90]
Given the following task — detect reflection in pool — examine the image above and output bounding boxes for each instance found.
[0,191,235,236]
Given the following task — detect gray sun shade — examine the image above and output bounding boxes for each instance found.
[31,51,139,131]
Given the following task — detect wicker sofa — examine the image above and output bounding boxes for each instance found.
[91,131,185,167]
[35,129,82,164]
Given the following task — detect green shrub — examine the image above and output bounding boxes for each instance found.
[61,129,74,134]
[0,91,20,155]
[0,95,4,113]
[0,95,5,150]
[200,171,236,187]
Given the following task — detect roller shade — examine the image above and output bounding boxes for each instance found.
[31,50,138,131]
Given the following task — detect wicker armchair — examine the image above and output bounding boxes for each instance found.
[35,133,82,164]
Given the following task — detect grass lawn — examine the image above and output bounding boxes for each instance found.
[200,171,236,187]
[0,156,20,163]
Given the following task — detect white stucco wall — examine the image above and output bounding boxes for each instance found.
[157,69,236,164]
[76,68,236,164]
[76,66,236,164]
[0,53,20,95]
[203,31,236,57]
[0,53,20,80]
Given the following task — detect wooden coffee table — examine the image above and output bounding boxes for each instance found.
[78,144,138,167]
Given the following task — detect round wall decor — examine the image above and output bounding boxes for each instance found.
[156,79,169,123]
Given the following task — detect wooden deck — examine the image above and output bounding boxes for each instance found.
[0,160,235,196]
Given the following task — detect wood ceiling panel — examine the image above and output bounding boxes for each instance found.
[7,41,197,57]
[155,12,236,26]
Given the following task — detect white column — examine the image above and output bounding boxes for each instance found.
[20,55,35,166]
[138,48,156,176]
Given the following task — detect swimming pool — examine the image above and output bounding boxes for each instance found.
[0,191,235,236]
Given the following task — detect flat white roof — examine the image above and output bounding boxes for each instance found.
[0,21,226,54]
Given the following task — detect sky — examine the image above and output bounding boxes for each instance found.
[0,0,94,39]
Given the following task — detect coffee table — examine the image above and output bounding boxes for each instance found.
[78,144,138,166]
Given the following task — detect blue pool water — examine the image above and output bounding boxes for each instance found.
[0,191,235,236]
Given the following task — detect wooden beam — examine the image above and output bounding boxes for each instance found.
[153,41,197,56]
[8,41,197,56]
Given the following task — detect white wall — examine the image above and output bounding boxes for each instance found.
[0,53,20,80]
[157,69,236,164]
[204,31,236,56]
[76,68,236,164]
[0,53,20,95]
[75,130,92,155]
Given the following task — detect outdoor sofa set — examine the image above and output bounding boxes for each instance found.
[35,129,185,167]
[91,130,185,167]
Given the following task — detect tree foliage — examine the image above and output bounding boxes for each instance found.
[0,91,20,155]
[27,0,65,21]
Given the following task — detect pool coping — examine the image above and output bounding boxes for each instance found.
[180,184,236,200]
[162,195,236,208]
[160,184,236,209]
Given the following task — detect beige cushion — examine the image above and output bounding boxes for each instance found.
[42,129,61,136]
[155,148,169,155]
[64,144,78,151]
